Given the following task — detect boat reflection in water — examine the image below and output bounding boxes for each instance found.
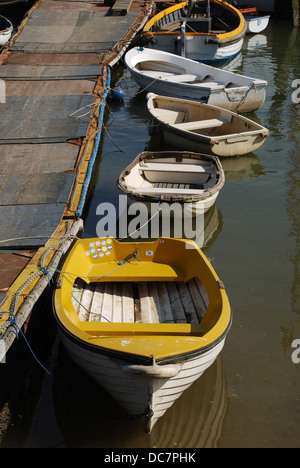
[53,345,228,448]
[220,153,265,181]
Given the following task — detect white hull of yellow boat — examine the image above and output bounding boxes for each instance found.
[145,34,244,63]
[58,329,225,433]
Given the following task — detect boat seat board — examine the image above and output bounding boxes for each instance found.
[153,109,186,124]
[138,70,175,78]
[173,118,226,131]
[139,162,215,174]
[139,69,218,87]
[134,187,207,195]
[72,279,208,324]
[163,74,200,83]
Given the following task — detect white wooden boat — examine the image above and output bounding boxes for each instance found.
[125,47,267,112]
[54,237,231,433]
[117,150,225,216]
[235,5,270,34]
[142,0,246,62]
[244,14,270,33]
[0,15,13,46]
[146,93,269,157]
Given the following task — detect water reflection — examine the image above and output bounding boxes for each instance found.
[120,203,223,250]
[281,111,300,363]
[246,34,267,51]
[220,154,265,181]
[53,346,228,448]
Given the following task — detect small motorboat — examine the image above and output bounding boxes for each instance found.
[142,0,246,62]
[146,93,269,157]
[53,237,232,433]
[117,150,225,216]
[125,47,267,112]
[0,15,13,46]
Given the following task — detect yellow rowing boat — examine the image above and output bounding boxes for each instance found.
[143,0,246,62]
[53,237,231,433]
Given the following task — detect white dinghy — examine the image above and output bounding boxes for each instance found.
[125,47,267,113]
[146,93,269,157]
[117,150,225,216]
[244,14,270,34]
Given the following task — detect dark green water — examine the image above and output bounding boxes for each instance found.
[4,19,300,448]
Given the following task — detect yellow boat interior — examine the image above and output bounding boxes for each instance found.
[54,237,231,361]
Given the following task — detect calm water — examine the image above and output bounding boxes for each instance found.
[4,19,300,448]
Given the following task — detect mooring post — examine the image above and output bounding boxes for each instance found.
[292,0,299,26]
[180,20,186,57]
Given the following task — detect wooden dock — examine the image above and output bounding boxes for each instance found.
[0,0,153,365]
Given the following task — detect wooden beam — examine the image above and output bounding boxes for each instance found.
[111,0,134,16]
[292,0,300,26]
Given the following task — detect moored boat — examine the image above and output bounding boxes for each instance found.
[125,47,267,112]
[142,0,246,62]
[243,14,270,34]
[0,15,13,46]
[146,93,269,157]
[53,237,232,433]
[117,150,225,216]
[230,3,270,34]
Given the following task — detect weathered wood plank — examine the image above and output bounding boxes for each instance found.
[122,282,135,323]
[157,281,174,323]
[101,282,114,323]
[166,282,187,323]
[139,282,154,323]
[113,282,123,322]
[89,282,105,322]
[177,281,199,324]
[187,278,207,321]
[78,282,94,321]
[72,280,207,324]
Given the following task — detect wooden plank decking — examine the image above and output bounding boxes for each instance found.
[72,278,208,324]
[0,0,153,357]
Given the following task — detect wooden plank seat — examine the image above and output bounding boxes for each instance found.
[134,186,207,195]
[162,73,200,83]
[153,108,186,124]
[139,69,218,86]
[139,162,215,174]
[173,118,227,131]
[72,279,208,324]
[138,70,176,78]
